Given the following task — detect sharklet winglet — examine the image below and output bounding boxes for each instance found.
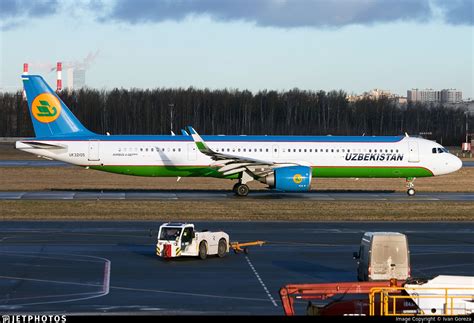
[187,126,213,154]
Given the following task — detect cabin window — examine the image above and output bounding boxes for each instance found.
[309,149,312,152]
[145,148,148,152]
[140,148,143,152]
[274,149,277,152]
[331,149,334,153]
[259,148,263,152]
[266,149,269,152]
[172,148,175,152]
[315,149,318,152]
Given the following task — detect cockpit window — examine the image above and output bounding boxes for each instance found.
[432,147,449,154]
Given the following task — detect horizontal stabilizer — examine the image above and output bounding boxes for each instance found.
[17,141,67,149]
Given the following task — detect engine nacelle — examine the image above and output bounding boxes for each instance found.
[263,166,312,192]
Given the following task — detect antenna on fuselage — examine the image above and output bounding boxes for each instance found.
[405,132,409,137]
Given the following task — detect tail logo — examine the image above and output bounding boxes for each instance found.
[31,93,62,123]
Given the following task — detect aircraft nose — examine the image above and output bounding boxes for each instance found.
[452,155,463,172]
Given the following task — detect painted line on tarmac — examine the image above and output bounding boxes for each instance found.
[0,256,111,306]
[411,252,474,256]
[245,255,278,307]
[0,292,100,303]
[110,285,270,302]
[415,262,474,271]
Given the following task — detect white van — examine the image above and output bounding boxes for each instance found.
[353,232,410,281]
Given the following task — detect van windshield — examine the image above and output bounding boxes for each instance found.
[373,239,407,265]
[159,227,182,240]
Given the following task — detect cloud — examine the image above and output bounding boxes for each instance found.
[0,0,59,19]
[434,0,473,25]
[0,0,59,30]
[2,0,472,31]
[101,0,437,28]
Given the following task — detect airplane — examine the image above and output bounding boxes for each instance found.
[16,75,463,197]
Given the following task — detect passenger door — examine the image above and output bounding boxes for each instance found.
[408,141,419,163]
[188,143,197,161]
[88,140,100,161]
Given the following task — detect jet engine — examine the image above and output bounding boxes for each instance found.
[262,166,312,192]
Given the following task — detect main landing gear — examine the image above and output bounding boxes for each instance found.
[233,183,249,197]
[233,171,253,197]
[406,177,416,196]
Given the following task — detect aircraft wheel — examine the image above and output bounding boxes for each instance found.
[235,184,249,197]
[232,182,239,193]
[407,188,416,196]
[198,241,208,260]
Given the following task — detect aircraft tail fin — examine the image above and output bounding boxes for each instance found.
[22,75,94,138]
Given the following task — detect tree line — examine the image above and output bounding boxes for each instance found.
[0,88,470,146]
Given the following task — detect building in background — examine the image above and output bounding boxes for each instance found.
[347,88,399,103]
[407,89,462,103]
[67,68,86,90]
[441,89,462,103]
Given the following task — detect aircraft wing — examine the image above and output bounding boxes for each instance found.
[188,126,301,177]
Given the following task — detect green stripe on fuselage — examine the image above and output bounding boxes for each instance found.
[90,165,239,179]
[89,165,433,179]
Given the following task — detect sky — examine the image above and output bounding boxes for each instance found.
[1,0,473,98]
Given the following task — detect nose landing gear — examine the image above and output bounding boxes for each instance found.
[406,177,416,196]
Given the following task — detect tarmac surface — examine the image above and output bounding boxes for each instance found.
[0,190,473,201]
[0,221,472,315]
[0,160,473,167]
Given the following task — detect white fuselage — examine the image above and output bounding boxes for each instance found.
[16,136,462,177]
